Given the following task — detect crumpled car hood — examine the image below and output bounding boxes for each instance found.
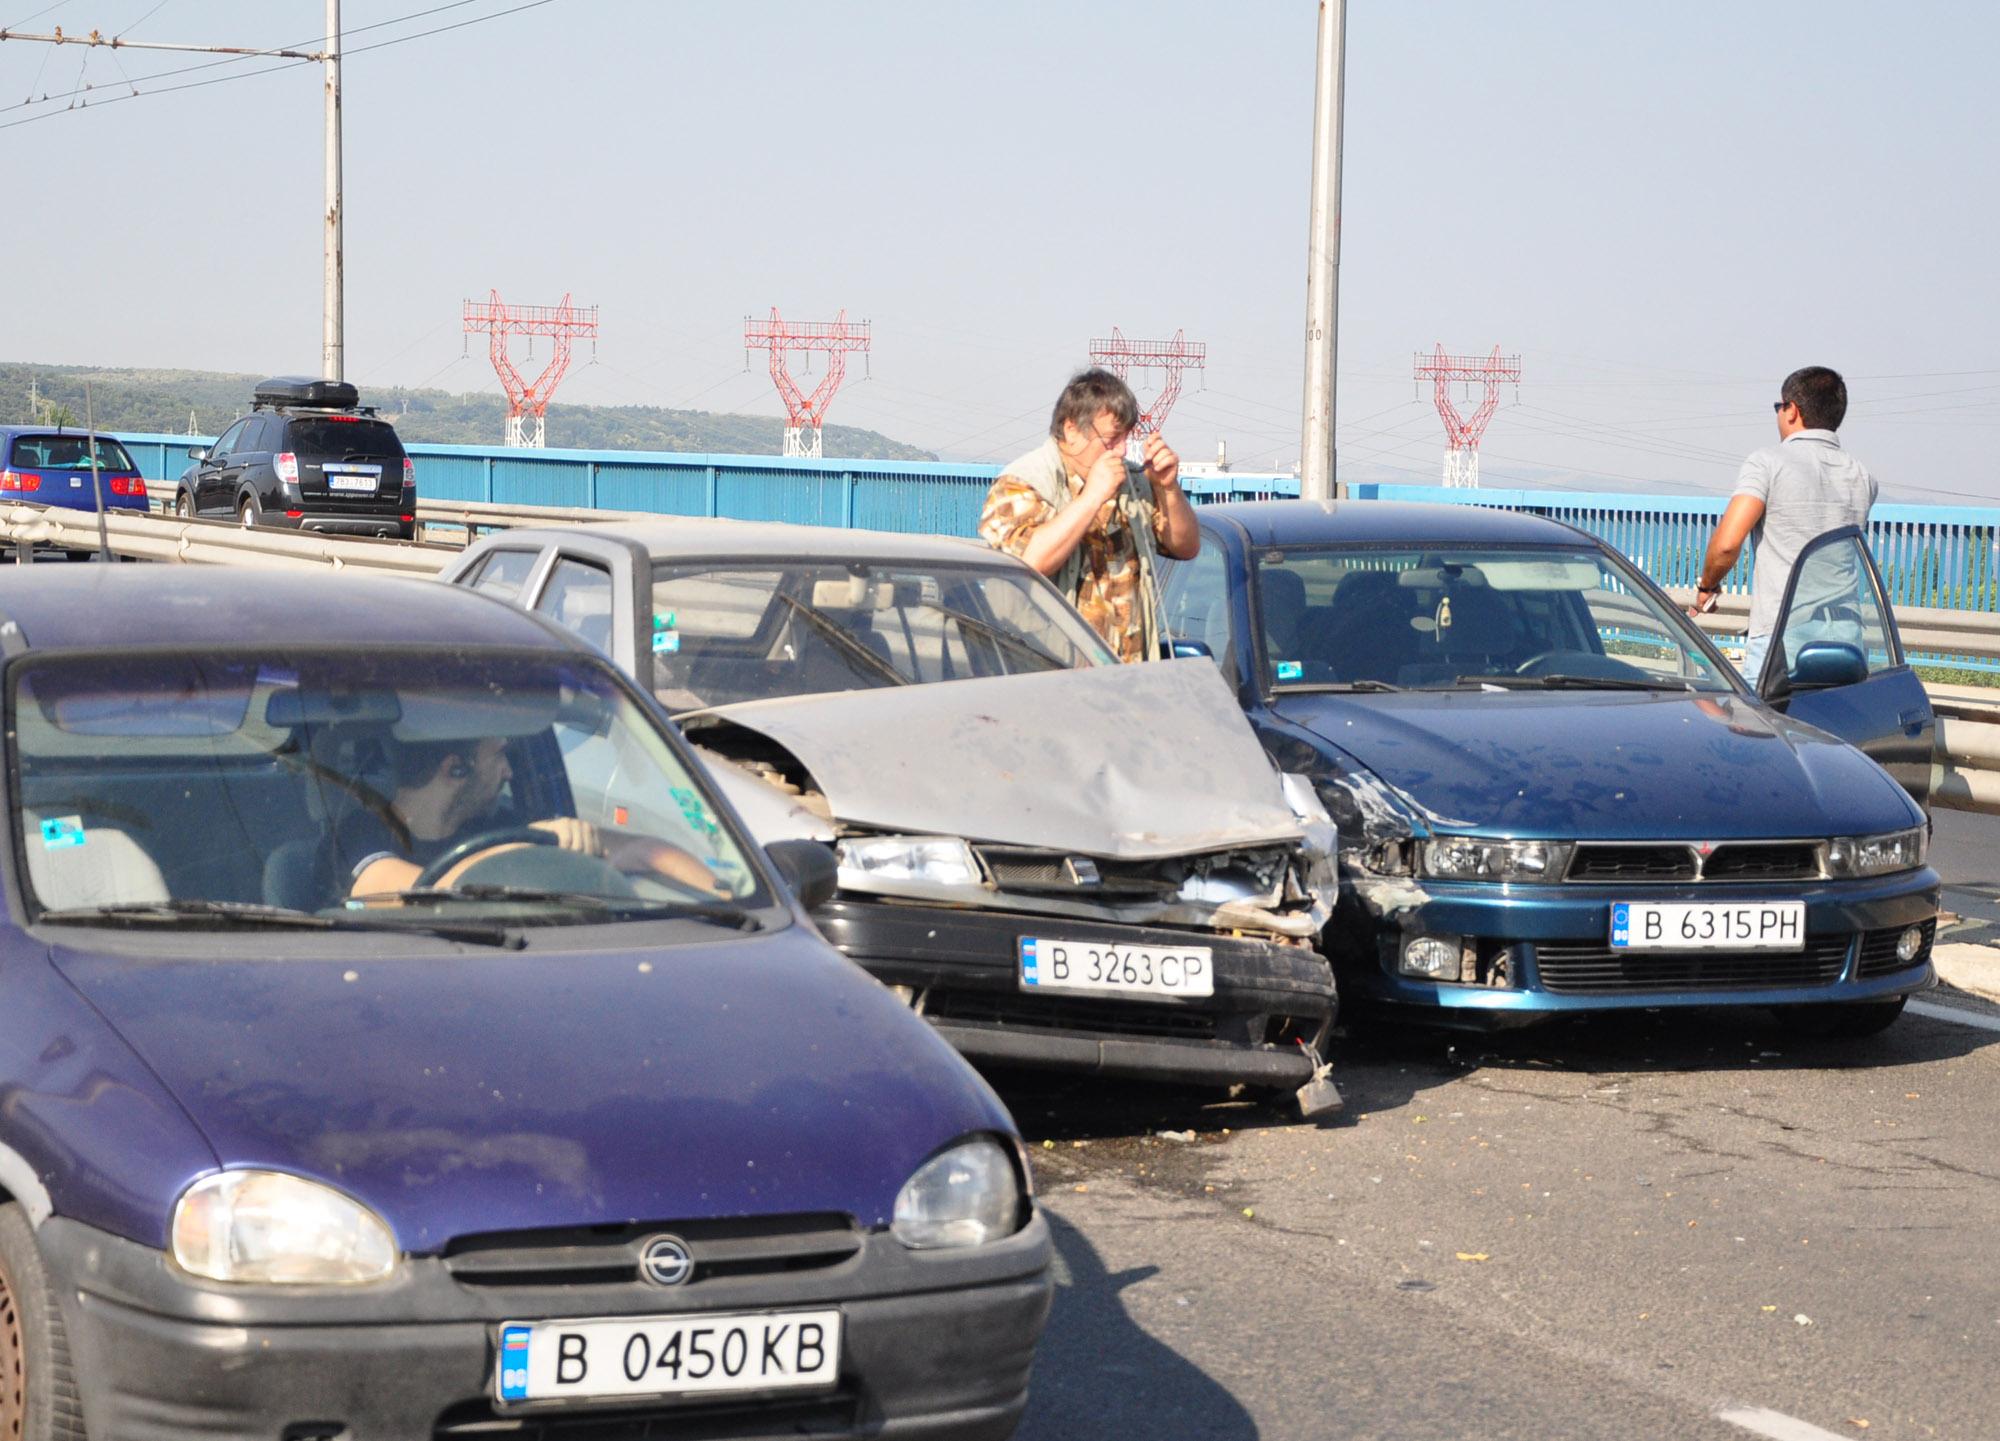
[684,660,1304,861]
[1274,689,1921,838]
[51,929,1010,1252]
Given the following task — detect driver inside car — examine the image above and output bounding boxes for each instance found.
[338,735,718,899]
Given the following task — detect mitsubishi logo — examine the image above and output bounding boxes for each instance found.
[638,1235,693,1287]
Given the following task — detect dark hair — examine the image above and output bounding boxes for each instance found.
[1781,366,1847,431]
[391,737,470,790]
[1049,367,1140,441]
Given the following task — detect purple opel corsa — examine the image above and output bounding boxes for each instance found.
[0,567,1049,1441]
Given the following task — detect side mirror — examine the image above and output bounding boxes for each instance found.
[1162,637,1213,660]
[187,447,209,461]
[1786,640,1868,693]
[765,838,837,911]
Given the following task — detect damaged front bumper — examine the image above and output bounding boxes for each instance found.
[812,898,1338,1103]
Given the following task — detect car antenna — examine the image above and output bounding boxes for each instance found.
[84,379,112,563]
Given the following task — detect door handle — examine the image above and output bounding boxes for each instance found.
[1899,708,1927,733]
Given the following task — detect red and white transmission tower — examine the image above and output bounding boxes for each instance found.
[462,291,600,449]
[743,308,872,459]
[1413,344,1522,488]
[1088,327,1206,437]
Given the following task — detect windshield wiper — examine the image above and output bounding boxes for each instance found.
[37,898,524,948]
[1454,673,1695,693]
[928,604,1069,672]
[372,885,761,931]
[1276,678,1402,693]
[772,592,910,688]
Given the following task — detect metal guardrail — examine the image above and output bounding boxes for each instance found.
[9,497,1999,818]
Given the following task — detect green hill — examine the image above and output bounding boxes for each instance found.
[0,362,936,461]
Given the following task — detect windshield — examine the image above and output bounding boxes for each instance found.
[8,648,770,932]
[648,558,1114,711]
[8,434,138,472]
[1255,545,1736,694]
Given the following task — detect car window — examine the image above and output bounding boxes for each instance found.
[283,418,405,457]
[1161,539,1234,670]
[7,649,768,929]
[1254,545,1735,692]
[1778,534,1896,678]
[5,435,138,471]
[648,558,1111,712]
[536,558,615,655]
[242,416,281,452]
[210,419,251,459]
[464,549,544,604]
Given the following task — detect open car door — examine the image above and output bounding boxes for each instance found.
[1757,525,1934,807]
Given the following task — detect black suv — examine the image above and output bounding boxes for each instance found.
[173,377,415,539]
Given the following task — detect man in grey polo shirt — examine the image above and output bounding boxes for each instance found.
[1690,366,1877,685]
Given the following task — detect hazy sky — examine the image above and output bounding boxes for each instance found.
[5,1,1996,502]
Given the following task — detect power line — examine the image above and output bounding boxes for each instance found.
[0,0,561,129]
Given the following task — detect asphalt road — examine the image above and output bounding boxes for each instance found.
[993,814,2000,1441]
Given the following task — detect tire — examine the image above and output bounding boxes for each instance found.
[1772,995,1907,1039]
[174,492,194,519]
[0,1203,88,1440]
[237,496,259,529]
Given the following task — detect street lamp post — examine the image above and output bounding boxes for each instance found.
[1299,0,1347,501]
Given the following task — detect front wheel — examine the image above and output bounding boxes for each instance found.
[0,1203,88,1440]
[1771,995,1907,1039]
[174,491,194,519]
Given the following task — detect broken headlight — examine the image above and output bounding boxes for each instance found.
[1418,837,1572,883]
[835,835,982,889]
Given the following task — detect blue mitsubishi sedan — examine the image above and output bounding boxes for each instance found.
[1162,501,1939,1036]
[0,568,1048,1440]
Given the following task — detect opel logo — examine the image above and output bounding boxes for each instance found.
[639,1235,693,1287]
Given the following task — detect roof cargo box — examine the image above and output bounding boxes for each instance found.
[253,376,360,411]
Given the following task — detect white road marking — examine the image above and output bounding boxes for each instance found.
[1715,1405,1856,1441]
[1908,997,2000,1034]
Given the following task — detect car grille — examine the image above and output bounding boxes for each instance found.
[973,846,1178,898]
[923,988,1219,1040]
[441,1216,860,1289]
[1533,935,1852,993]
[1857,918,1936,978]
[1566,845,1698,882]
[433,1390,862,1439]
[1565,841,1823,884]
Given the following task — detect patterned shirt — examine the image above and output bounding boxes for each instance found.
[980,440,1167,663]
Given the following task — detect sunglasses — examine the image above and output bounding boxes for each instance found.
[1772,400,1792,414]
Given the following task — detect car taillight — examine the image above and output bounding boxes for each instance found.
[108,476,147,497]
[0,470,42,492]
[401,458,415,489]
[274,452,300,486]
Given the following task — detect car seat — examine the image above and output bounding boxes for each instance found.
[1398,585,1518,686]
[21,814,169,911]
[263,725,395,911]
[1318,571,1417,684]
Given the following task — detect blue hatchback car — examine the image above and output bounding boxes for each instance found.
[0,426,150,513]
[1162,501,1939,1035]
[0,568,1049,1440]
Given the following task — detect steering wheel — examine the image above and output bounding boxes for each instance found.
[414,826,559,888]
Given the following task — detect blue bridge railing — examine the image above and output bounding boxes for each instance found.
[118,434,1995,620]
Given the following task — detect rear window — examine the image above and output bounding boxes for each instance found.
[282,418,406,458]
[7,435,138,472]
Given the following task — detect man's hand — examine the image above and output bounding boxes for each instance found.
[1141,432,1180,492]
[1082,446,1128,506]
[530,817,606,856]
[1686,586,1720,618]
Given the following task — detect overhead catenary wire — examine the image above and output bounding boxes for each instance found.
[0,0,564,129]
